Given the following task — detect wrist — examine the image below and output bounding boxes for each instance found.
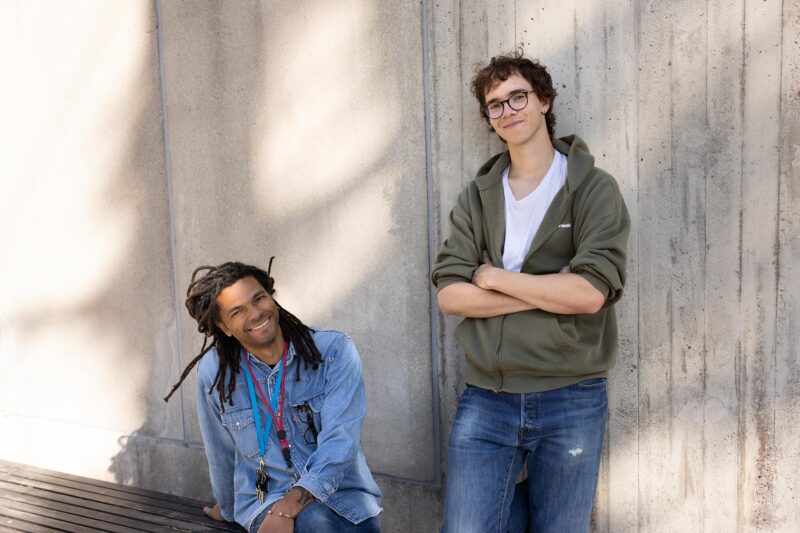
[280,486,315,515]
[485,267,504,291]
[290,485,315,500]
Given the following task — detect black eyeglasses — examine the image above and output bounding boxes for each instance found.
[297,403,319,445]
[484,90,536,119]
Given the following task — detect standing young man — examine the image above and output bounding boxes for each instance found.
[432,51,630,532]
[164,260,382,533]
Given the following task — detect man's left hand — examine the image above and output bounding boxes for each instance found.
[257,511,293,533]
[257,487,315,533]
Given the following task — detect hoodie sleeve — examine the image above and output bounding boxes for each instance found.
[431,185,482,290]
[569,171,630,306]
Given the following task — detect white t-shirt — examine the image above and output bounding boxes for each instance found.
[502,151,568,272]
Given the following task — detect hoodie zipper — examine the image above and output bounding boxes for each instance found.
[492,190,573,390]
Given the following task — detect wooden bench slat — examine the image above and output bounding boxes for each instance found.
[0,468,212,520]
[0,495,144,532]
[0,459,244,532]
[0,487,157,532]
[0,480,221,532]
[0,505,99,533]
[0,459,211,511]
[1,516,65,533]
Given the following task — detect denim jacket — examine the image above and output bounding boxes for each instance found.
[195,329,383,530]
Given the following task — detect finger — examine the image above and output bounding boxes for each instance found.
[559,264,571,274]
[482,250,491,264]
[202,505,223,521]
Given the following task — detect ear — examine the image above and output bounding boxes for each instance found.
[216,320,232,337]
[541,101,550,114]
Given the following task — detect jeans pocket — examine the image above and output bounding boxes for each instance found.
[575,377,607,389]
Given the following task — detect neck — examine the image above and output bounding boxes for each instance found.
[246,330,286,366]
[508,135,555,185]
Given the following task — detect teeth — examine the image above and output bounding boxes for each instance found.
[249,317,270,331]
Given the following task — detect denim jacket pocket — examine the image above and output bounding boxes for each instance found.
[289,390,325,449]
[221,407,260,459]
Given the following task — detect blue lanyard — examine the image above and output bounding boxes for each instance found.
[242,351,283,458]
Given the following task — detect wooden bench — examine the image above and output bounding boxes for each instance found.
[0,459,245,532]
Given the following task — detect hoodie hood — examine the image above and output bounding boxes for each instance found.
[474,134,596,194]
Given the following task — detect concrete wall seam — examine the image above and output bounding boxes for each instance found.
[155,0,185,442]
[421,0,443,489]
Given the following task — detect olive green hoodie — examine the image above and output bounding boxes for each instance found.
[431,135,630,393]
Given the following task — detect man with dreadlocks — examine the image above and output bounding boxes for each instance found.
[164,260,382,533]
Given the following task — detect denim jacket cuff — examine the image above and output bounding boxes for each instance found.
[295,472,337,503]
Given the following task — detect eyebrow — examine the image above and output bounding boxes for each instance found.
[233,290,267,314]
[486,88,529,105]
[224,288,269,318]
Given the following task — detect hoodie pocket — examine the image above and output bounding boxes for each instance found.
[545,313,577,355]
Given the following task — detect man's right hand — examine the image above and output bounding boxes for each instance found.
[203,502,224,521]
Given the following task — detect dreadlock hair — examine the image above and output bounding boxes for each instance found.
[163,258,321,410]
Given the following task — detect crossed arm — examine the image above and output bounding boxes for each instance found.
[437,252,605,318]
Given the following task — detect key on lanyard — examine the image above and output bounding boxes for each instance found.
[255,458,269,503]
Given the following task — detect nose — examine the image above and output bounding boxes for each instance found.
[500,100,517,117]
[246,304,261,321]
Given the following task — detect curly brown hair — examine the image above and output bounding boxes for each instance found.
[470,48,558,139]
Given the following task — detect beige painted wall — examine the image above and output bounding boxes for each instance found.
[1,1,798,532]
[0,0,180,483]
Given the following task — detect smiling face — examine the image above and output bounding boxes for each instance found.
[215,275,284,362]
[484,72,550,148]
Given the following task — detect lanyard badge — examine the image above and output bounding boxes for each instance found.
[242,343,295,503]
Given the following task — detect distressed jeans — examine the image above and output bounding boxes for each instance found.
[442,379,608,533]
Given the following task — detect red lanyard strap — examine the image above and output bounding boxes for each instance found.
[242,343,294,471]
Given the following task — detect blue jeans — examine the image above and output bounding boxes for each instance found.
[442,380,608,533]
[250,502,381,533]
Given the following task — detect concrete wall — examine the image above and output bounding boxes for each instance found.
[430,1,800,532]
[0,1,798,532]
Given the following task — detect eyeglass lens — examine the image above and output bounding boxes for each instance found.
[486,92,529,119]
